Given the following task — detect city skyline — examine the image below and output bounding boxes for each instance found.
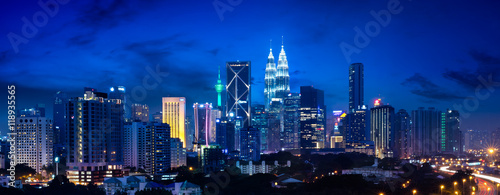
[2,0,500,134]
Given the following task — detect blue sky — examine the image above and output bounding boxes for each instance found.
[1,0,500,134]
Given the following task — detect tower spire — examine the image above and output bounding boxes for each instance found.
[215,65,224,107]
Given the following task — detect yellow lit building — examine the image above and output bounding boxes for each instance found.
[162,97,186,148]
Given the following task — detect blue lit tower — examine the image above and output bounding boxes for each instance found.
[264,40,276,110]
[215,66,224,108]
[275,37,290,100]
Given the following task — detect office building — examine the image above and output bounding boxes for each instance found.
[170,138,186,168]
[441,109,461,153]
[283,93,300,150]
[16,106,53,173]
[268,98,283,152]
[201,145,225,173]
[193,103,212,149]
[275,41,290,100]
[344,105,370,146]
[410,107,441,156]
[131,104,149,122]
[264,44,276,111]
[331,110,346,148]
[210,108,221,144]
[162,97,186,148]
[152,112,162,123]
[251,105,268,152]
[53,91,68,158]
[299,86,326,149]
[349,63,364,112]
[216,118,235,151]
[124,122,147,170]
[226,61,251,127]
[109,86,128,119]
[240,127,261,161]
[370,99,395,159]
[394,109,410,159]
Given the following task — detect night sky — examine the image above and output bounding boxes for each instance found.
[1,0,500,135]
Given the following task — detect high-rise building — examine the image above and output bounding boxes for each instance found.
[441,109,461,153]
[216,118,235,151]
[226,61,251,128]
[343,105,370,146]
[370,99,395,159]
[332,110,346,148]
[394,109,410,159]
[299,86,326,149]
[275,40,290,100]
[109,86,128,119]
[162,97,186,148]
[201,145,225,174]
[349,63,364,113]
[410,107,441,156]
[170,138,187,169]
[145,123,170,175]
[215,66,224,108]
[53,91,68,157]
[264,44,276,111]
[251,105,268,152]
[268,98,283,152]
[16,106,53,173]
[66,88,124,184]
[210,108,222,144]
[283,93,300,150]
[193,103,212,149]
[123,122,147,170]
[131,104,149,122]
[152,112,162,123]
[240,127,261,161]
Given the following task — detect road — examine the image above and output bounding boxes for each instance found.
[440,166,499,195]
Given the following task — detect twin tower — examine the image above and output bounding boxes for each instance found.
[264,39,290,110]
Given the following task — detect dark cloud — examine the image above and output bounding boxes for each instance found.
[77,0,137,29]
[443,50,500,89]
[67,33,95,46]
[290,70,303,75]
[401,73,465,100]
[208,48,219,56]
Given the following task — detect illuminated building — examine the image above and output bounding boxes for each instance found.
[240,127,261,161]
[145,123,170,175]
[299,86,326,149]
[349,63,364,113]
[331,110,346,148]
[275,39,290,100]
[152,111,162,123]
[170,138,186,169]
[283,93,300,150]
[268,98,283,152]
[210,108,221,144]
[53,91,68,158]
[343,105,370,146]
[410,107,440,156]
[264,42,277,111]
[441,109,461,153]
[216,118,235,151]
[124,122,147,170]
[131,103,149,122]
[251,105,268,151]
[394,109,410,159]
[16,106,53,173]
[162,97,186,148]
[109,86,128,119]
[193,103,212,149]
[226,61,251,128]
[66,88,124,184]
[370,100,395,159]
[215,66,224,108]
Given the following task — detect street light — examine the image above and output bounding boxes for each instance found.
[463,179,466,194]
[55,157,59,176]
[440,185,444,195]
[413,189,417,195]
[454,181,457,192]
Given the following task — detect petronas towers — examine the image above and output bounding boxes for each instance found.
[264,39,290,110]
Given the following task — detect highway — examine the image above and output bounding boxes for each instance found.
[440,166,499,195]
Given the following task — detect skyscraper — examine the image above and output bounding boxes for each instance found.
[411,107,440,156]
[264,43,276,111]
[268,98,283,152]
[343,105,370,146]
[226,61,251,128]
[251,105,268,152]
[170,138,186,169]
[283,93,300,150]
[394,109,410,159]
[193,103,212,149]
[349,63,364,113]
[299,86,326,149]
[145,123,170,176]
[109,86,128,119]
[131,103,149,122]
[441,109,461,153]
[162,97,187,148]
[216,118,235,151]
[370,99,395,159]
[275,40,290,100]
[53,91,68,158]
[240,127,261,161]
[16,106,53,173]
[66,88,124,184]
[123,122,147,170]
[215,66,224,108]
